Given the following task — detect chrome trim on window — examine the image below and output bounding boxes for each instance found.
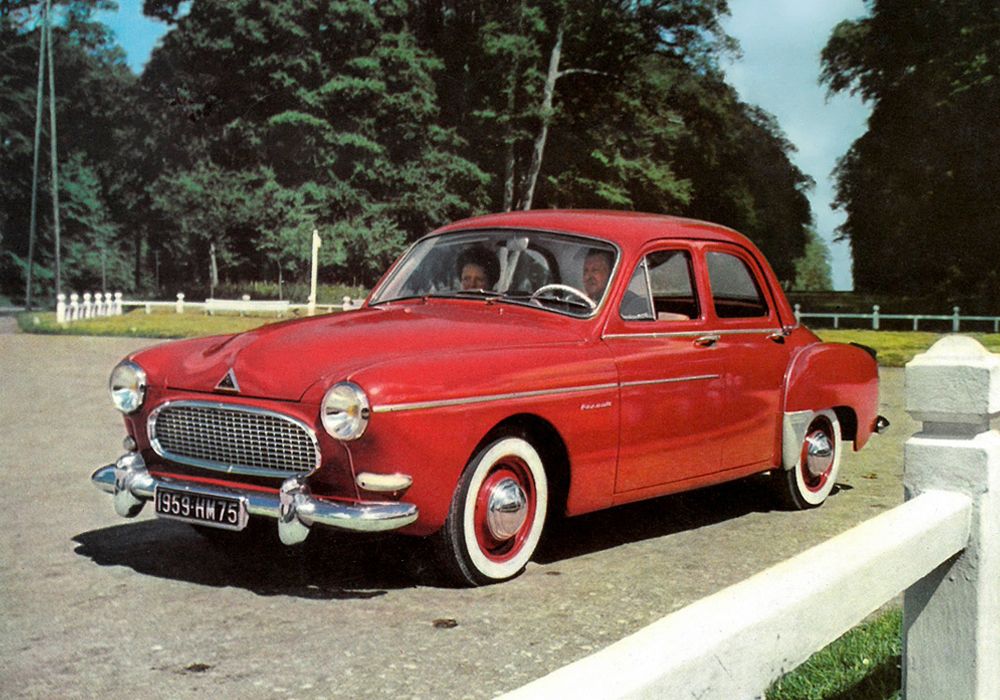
[372,382,619,414]
[603,327,782,340]
[148,400,321,478]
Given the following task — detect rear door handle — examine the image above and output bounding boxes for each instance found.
[693,334,720,348]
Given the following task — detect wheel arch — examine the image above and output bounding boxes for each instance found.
[479,413,571,520]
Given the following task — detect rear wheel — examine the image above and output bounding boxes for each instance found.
[435,435,548,586]
[774,410,842,510]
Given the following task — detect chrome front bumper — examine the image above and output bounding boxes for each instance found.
[91,452,419,545]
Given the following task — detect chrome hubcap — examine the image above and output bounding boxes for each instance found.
[486,478,528,540]
[805,432,834,477]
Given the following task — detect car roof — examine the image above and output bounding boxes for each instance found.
[433,210,753,251]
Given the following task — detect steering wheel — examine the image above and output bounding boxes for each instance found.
[530,283,597,311]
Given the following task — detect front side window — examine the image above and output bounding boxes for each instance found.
[620,250,699,321]
[370,230,618,317]
[706,251,768,318]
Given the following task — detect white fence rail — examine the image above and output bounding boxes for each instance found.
[502,336,1000,700]
[55,292,364,323]
[795,303,1000,332]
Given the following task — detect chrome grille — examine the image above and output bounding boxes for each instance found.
[149,401,320,477]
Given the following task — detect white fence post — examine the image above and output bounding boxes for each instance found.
[114,292,123,315]
[69,293,79,321]
[175,292,185,314]
[56,293,66,323]
[903,336,1000,699]
[872,304,880,330]
[952,305,961,332]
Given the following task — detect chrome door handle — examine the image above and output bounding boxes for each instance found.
[767,331,786,344]
[693,334,720,348]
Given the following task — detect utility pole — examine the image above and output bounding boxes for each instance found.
[25,2,48,310]
[46,0,62,301]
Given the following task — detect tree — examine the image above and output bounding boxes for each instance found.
[822,0,1000,300]
[0,0,142,301]
[792,228,833,291]
[140,0,489,289]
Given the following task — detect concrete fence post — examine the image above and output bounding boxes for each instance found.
[114,292,123,315]
[953,306,961,332]
[176,292,185,314]
[56,294,66,323]
[83,292,93,319]
[95,292,105,316]
[872,304,880,330]
[903,336,1000,699]
[793,303,800,323]
[69,293,79,321]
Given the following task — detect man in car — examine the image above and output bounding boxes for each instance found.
[582,249,613,300]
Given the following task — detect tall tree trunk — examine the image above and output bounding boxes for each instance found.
[46,0,61,299]
[521,23,563,211]
[25,10,47,309]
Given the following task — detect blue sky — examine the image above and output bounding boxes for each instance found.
[96,0,870,289]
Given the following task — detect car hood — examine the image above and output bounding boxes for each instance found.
[136,302,590,402]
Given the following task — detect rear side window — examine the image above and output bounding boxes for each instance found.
[706,252,768,318]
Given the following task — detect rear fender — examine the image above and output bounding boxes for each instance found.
[782,343,879,468]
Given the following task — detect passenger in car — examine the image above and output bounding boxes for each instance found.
[457,247,499,291]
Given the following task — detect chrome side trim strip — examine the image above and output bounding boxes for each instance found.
[620,374,720,388]
[372,382,619,414]
[603,327,781,340]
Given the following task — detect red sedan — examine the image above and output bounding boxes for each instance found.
[93,210,885,585]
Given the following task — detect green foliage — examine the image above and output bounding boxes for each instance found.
[793,228,834,291]
[767,608,902,700]
[822,0,1000,299]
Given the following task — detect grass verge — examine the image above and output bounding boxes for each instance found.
[767,608,902,700]
[17,309,281,338]
[815,329,1000,367]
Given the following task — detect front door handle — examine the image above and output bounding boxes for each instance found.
[693,334,720,348]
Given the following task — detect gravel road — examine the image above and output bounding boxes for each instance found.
[0,330,909,699]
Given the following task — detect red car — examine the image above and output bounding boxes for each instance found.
[93,210,886,585]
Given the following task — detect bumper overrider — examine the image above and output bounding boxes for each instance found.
[91,451,419,545]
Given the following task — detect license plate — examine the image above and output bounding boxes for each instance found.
[154,486,248,531]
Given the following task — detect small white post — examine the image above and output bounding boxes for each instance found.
[82,292,93,319]
[872,304,880,330]
[903,336,1000,699]
[114,292,123,315]
[56,293,66,323]
[175,292,185,314]
[69,293,79,321]
[308,228,321,316]
[953,306,961,332]
[342,295,352,311]
[793,303,800,322]
[94,292,104,316]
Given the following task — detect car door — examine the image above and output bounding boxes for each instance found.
[603,244,727,494]
[703,244,792,470]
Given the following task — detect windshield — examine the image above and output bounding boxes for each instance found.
[370,229,619,317]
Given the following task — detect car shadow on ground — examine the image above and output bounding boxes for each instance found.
[73,474,850,595]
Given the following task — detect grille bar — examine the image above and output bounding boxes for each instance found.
[149,401,320,477]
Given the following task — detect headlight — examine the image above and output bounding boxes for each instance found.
[109,360,147,414]
[321,382,370,440]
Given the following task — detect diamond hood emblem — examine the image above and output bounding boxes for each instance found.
[215,369,240,393]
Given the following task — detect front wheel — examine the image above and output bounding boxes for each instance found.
[435,435,548,586]
[773,410,842,510]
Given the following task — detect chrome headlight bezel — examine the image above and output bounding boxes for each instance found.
[321,382,371,441]
[109,360,147,414]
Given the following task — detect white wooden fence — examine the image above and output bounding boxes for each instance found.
[55,292,363,323]
[795,303,1000,332]
[501,336,999,700]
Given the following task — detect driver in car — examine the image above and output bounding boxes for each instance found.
[582,249,613,300]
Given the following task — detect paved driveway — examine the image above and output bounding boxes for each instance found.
[0,331,910,699]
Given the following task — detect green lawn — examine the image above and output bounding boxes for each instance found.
[17,309,287,338]
[816,329,1000,367]
[767,608,902,700]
